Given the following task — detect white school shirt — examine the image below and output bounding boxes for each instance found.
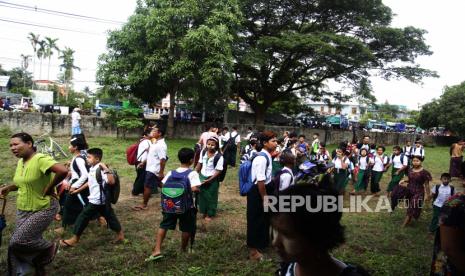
[162,168,202,188]
[251,150,273,185]
[70,156,88,189]
[316,150,330,162]
[71,111,81,127]
[136,139,151,162]
[333,157,350,169]
[431,184,453,208]
[411,146,425,158]
[279,167,294,191]
[87,163,109,205]
[199,151,224,177]
[371,155,389,172]
[403,146,412,156]
[274,145,282,161]
[358,156,370,170]
[146,138,167,175]
[390,154,408,169]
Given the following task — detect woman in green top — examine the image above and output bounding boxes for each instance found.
[0,132,68,275]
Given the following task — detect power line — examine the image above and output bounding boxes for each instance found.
[0,18,105,36]
[0,1,125,25]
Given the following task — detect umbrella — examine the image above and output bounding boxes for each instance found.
[0,197,6,247]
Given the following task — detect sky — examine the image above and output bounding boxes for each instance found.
[0,0,464,109]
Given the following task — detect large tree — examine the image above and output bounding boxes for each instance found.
[97,0,242,136]
[44,37,60,81]
[419,82,465,136]
[233,0,436,125]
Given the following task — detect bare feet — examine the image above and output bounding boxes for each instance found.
[60,237,78,248]
[98,216,107,227]
[132,205,148,211]
[54,214,62,221]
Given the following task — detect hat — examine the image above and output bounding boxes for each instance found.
[73,108,81,112]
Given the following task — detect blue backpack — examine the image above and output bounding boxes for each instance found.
[161,170,193,214]
[238,152,270,196]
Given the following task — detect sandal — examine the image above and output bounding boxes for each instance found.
[145,254,164,262]
[59,239,75,248]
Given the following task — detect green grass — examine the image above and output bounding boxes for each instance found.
[0,134,458,275]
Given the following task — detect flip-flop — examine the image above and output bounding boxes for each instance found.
[145,254,164,263]
[59,239,75,248]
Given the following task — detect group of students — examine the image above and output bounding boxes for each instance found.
[3,128,465,275]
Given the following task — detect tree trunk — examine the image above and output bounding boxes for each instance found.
[39,59,43,80]
[201,103,206,123]
[47,57,51,81]
[254,105,266,131]
[31,55,36,89]
[167,90,176,138]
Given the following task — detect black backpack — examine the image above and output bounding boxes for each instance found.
[201,149,227,182]
[96,166,121,205]
[72,155,91,178]
[223,133,239,152]
[390,153,406,166]
[432,184,455,202]
[272,169,294,195]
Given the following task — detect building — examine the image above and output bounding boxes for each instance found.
[306,100,365,121]
[0,76,10,92]
[33,80,65,95]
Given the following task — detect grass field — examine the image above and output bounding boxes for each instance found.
[0,130,460,275]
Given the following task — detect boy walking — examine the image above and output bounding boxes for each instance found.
[60,148,124,247]
[145,148,201,262]
[134,127,167,210]
[429,173,455,233]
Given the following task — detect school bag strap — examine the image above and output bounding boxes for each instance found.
[254,152,271,183]
[72,155,88,178]
[136,139,151,161]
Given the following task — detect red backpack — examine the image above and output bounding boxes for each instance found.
[126,139,149,165]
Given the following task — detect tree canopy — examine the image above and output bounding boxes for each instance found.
[98,0,436,129]
[418,82,465,136]
[232,0,436,125]
[97,0,242,136]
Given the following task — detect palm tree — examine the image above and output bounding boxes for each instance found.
[59,47,80,99]
[20,54,31,88]
[27,32,40,83]
[37,40,46,80]
[44,37,59,81]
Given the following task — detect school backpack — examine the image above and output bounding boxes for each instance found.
[432,184,455,202]
[390,154,406,166]
[126,139,150,165]
[72,155,91,178]
[272,169,294,195]
[96,166,121,205]
[410,147,424,159]
[223,133,239,152]
[238,152,270,196]
[161,170,193,214]
[200,149,227,182]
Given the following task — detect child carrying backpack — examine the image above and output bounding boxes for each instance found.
[145,148,201,262]
[195,137,224,227]
[60,148,124,248]
[429,173,455,233]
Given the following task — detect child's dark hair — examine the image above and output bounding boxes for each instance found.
[320,142,326,148]
[70,137,87,151]
[377,146,386,152]
[271,184,345,252]
[393,145,401,152]
[279,150,295,166]
[313,133,319,137]
[87,148,103,160]
[411,155,424,162]
[156,127,166,137]
[206,137,220,151]
[370,143,376,150]
[440,173,451,179]
[360,148,368,155]
[259,131,277,144]
[178,148,195,164]
[299,134,306,139]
